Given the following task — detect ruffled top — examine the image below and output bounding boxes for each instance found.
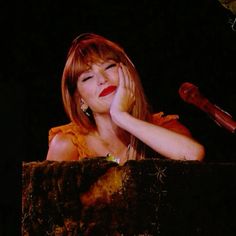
[48,112,191,160]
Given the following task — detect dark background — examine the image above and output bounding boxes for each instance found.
[2,0,236,163]
[1,0,236,234]
[5,0,236,163]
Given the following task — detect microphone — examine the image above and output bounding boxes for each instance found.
[179,82,236,133]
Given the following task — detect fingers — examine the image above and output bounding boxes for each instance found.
[112,63,135,114]
[118,64,125,88]
[119,63,136,110]
[119,63,134,92]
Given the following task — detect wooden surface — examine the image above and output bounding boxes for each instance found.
[22,158,236,235]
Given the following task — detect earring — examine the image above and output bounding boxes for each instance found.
[80,101,90,116]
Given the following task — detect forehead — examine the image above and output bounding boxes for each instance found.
[75,44,120,77]
[81,59,116,72]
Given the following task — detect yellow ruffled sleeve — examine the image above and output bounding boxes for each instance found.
[48,122,95,159]
[151,112,192,137]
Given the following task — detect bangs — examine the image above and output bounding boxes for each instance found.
[73,42,121,77]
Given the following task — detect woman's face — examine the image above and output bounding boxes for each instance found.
[77,59,119,114]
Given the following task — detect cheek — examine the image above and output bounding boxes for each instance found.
[77,82,94,100]
[107,69,119,83]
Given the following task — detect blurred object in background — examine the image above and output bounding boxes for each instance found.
[218,0,236,14]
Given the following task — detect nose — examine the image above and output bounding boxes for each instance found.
[97,72,108,85]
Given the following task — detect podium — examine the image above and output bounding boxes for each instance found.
[22,158,236,235]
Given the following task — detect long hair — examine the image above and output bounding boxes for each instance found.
[61,33,152,160]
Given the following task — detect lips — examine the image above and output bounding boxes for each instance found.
[99,85,117,97]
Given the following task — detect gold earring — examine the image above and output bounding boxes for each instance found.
[80,101,90,116]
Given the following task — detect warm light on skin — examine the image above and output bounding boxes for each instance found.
[77,60,120,114]
[47,33,206,162]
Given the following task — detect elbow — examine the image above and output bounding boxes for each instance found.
[195,144,205,161]
[188,143,205,161]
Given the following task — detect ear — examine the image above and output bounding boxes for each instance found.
[80,98,87,106]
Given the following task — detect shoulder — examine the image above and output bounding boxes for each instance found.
[47,122,94,161]
[150,112,192,137]
[46,130,79,161]
[48,122,80,142]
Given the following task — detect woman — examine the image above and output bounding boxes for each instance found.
[46,33,205,164]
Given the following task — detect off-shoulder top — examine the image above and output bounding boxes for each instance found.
[48,112,191,160]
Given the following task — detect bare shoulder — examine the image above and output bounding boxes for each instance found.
[46,132,78,161]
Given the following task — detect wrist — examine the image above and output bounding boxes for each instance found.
[110,110,130,127]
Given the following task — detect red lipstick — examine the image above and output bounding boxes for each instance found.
[99,86,117,97]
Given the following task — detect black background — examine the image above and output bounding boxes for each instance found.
[1,0,236,234]
[11,0,235,163]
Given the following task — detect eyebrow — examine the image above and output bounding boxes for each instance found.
[99,60,116,67]
[79,60,116,76]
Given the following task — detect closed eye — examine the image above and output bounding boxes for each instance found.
[82,76,93,82]
[105,63,116,70]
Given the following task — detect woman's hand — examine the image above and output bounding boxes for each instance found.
[110,63,135,123]
[109,65,205,161]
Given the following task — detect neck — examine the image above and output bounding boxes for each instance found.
[93,113,130,145]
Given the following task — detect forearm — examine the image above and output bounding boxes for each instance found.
[111,112,205,161]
